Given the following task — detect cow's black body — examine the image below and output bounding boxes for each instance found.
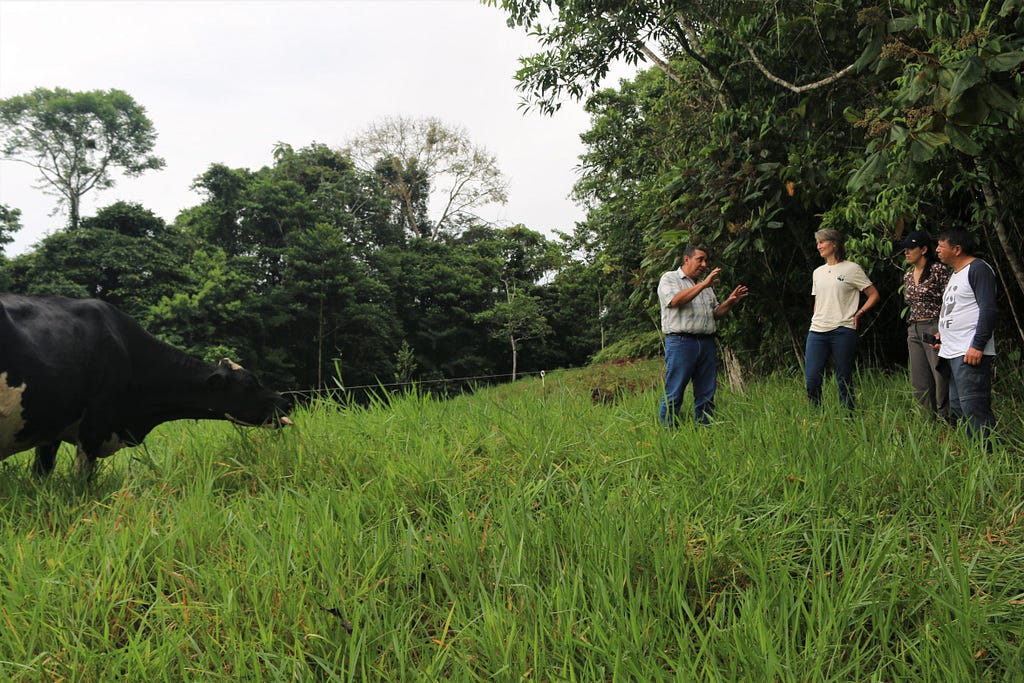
[0,294,292,476]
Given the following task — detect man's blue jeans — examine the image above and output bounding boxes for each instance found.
[660,334,717,426]
[943,355,995,443]
[805,327,859,410]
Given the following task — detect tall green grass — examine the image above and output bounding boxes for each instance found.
[1,361,1021,681]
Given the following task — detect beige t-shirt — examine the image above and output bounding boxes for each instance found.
[810,260,872,332]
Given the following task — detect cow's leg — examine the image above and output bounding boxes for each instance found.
[74,447,98,479]
[33,442,60,476]
[76,414,122,480]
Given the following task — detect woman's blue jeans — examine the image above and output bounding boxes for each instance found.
[659,334,717,426]
[805,327,859,410]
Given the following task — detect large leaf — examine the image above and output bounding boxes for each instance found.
[1000,0,1022,17]
[910,140,934,163]
[980,83,1023,115]
[910,132,949,162]
[847,150,888,192]
[887,16,918,32]
[986,50,1024,72]
[898,66,932,105]
[945,123,983,155]
[855,33,884,73]
[949,91,991,123]
[948,56,986,104]
[889,125,909,144]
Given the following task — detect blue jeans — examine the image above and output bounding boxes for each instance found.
[659,334,717,426]
[942,355,995,443]
[805,327,859,410]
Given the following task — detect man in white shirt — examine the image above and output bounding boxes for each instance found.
[934,229,997,444]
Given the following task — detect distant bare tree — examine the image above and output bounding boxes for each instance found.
[348,116,509,240]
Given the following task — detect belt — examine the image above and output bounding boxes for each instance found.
[668,332,715,339]
[909,318,937,323]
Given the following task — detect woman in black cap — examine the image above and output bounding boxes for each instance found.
[899,230,951,419]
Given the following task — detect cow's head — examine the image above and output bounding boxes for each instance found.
[205,358,294,427]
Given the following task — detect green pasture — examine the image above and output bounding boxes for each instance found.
[1,360,1022,681]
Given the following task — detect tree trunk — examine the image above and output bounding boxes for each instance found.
[977,160,1024,295]
[510,334,518,381]
[976,159,1024,344]
[316,295,325,388]
[70,194,80,230]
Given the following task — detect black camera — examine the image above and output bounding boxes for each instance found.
[922,333,939,345]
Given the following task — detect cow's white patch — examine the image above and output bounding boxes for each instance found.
[0,372,28,456]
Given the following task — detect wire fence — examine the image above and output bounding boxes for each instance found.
[281,295,913,405]
[282,316,910,404]
[282,369,550,401]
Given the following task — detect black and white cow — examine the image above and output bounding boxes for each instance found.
[1,294,293,477]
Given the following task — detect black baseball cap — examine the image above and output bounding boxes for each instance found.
[896,230,931,249]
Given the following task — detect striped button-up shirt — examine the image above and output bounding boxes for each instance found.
[658,268,718,335]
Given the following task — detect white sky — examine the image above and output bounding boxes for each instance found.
[0,0,633,256]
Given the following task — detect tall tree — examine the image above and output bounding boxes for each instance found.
[173,143,399,386]
[838,0,1024,342]
[378,239,498,383]
[348,116,510,240]
[271,142,402,251]
[282,221,398,389]
[494,1,913,368]
[0,87,165,230]
[464,225,560,378]
[476,286,550,381]
[0,203,21,290]
[536,257,608,368]
[3,201,187,315]
[143,246,263,367]
[491,0,876,115]
[0,203,21,253]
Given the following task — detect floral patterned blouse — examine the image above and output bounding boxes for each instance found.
[903,262,951,321]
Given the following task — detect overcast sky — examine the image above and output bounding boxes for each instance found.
[0,0,632,256]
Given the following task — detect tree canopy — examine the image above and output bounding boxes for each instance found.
[347,116,510,240]
[2,139,571,393]
[495,0,1024,365]
[0,87,165,230]
[0,203,21,252]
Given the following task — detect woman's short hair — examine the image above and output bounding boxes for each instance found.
[814,228,846,260]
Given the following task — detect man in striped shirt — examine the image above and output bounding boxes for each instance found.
[658,245,748,426]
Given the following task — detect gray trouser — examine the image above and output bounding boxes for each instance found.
[907,319,948,418]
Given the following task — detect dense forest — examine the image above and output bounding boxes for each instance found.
[2,0,1023,395]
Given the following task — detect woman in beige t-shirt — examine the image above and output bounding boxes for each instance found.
[805,229,880,410]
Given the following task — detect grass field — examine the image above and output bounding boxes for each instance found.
[1,360,1022,681]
